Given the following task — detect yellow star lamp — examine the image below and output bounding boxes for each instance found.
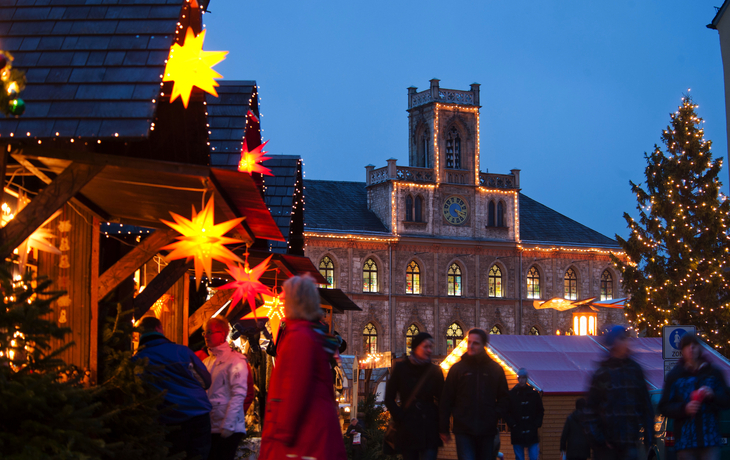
[238,140,273,176]
[163,27,228,108]
[160,196,244,284]
[241,293,286,343]
[218,255,273,316]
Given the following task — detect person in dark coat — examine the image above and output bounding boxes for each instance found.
[584,325,654,460]
[560,398,590,460]
[439,328,510,460]
[345,415,367,460]
[506,368,544,460]
[133,316,212,460]
[659,333,730,460]
[385,332,444,460]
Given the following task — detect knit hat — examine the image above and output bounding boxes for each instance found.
[679,333,700,350]
[410,332,433,353]
[517,368,528,377]
[603,325,626,348]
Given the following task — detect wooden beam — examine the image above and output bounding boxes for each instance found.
[188,288,234,334]
[97,228,179,300]
[89,217,100,383]
[0,162,103,260]
[133,259,192,319]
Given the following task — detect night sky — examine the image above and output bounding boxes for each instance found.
[203,0,728,241]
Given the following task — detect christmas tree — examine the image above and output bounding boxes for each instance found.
[613,95,730,354]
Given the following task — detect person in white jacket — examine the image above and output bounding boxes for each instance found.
[203,317,249,460]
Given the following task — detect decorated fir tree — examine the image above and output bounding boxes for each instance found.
[613,95,730,354]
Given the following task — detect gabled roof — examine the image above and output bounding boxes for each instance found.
[303,180,389,233]
[0,0,183,140]
[519,193,619,248]
[206,80,258,167]
[262,155,301,253]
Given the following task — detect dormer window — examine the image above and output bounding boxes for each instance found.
[445,127,461,169]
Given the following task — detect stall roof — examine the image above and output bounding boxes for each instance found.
[487,335,730,394]
[14,145,284,243]
[318,288,362,313]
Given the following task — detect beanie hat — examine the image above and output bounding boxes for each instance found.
[517,368,528,377]
[603,325,626,348]
[410,332,433,353]
[679,333,700,350]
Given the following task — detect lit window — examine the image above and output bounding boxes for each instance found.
[526,266,540,299]
[363,322,377,354]
[447,263,462,296]
[564,268,577,300]
[319,256,335,289]
[415,196,423,222]
[529,326,540,336]
[406,323,420,354]
[445,127,461,169]
[406,260,421,295]
[363,258,378,293]
[446,322,463,353]
[405,195,413,221]
[490,325,503,335]
[488,265,502,298]
[600,270,613,300]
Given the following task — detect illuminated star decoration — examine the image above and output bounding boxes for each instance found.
[218,255,273,317]
[238,140,273,176]
[160,196,244,286]
[241,293,286,343]
[162,27,228,108]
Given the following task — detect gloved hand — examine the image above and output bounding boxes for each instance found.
[221,428,234,439]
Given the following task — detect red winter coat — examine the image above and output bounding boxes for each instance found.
[258,319,346,460]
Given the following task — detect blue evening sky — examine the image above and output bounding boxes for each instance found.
[203,0,728,242]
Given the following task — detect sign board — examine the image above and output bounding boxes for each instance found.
[662,325,696,360]
[664,359,679,380]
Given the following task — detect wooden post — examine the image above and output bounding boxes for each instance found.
[89,217,100,384]
[97,228,179,300]
[0,162,103,259]
[133,259,192,319]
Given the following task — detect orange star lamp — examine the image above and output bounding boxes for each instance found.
[238,140,273,176]
[163,27,228,108]
[160,196,244,285]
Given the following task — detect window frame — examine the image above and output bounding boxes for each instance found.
[447,263,462,296]
[445,322,464,354]
[488,200,495,227]
[405,195,413,221]
[414,195,423,222]
[526,266,541,299]
[488,264,503,298]
[363,322,378,354]
[319,256,335,289]
[406,323,420,354]
[406,260,421,295]
[363,258,378,293]
[564,267,578,300]
[445,127,461,169]
[600,270,613,301]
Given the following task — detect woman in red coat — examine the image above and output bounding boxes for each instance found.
[258,275,347,460]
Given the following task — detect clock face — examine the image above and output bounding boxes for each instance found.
[442,195,469,225]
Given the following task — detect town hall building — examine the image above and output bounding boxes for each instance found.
[303,80,627,358]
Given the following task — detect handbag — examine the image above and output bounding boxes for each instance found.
[383,365,436,454]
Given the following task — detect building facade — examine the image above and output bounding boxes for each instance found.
[303,80,627,358]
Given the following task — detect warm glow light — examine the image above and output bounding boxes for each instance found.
[241,293,285,343]
[162,27,228,108]
[219,255,273,317]
[161,196,244,284]
[238,140,273,176]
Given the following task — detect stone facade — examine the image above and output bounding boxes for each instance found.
[304,80,627,358]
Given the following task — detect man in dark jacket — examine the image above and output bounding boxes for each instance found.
[659,333,730,460]
[134,316,212,460]
[506,368,544,460]
[440,328,510,460]
[584,325,653,460]
[345,415,367,460]
[560,398,590,460]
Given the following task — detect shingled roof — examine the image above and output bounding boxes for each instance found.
[261,155,302,253]
[206,80,258,167]
[302,180,618,248]
[0,0,183,140]
[303,180,389,233]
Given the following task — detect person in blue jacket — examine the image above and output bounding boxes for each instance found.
[659,333,730,460]
[134,316,212,460]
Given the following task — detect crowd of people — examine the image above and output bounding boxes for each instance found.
[134,276,730,460]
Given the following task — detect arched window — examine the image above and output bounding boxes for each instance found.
[497,201,504,227]
[447,263,462,296]
[406,260,421,295]
[526,266,540,299]
[529,326,540,336]
[418,128,429,168]
[564,268,577,300]
[601,270,613,300]
[406,323,420,354]
[446,322,464,353]
[405,195,413,221]
[363,258,378,293]
[490,325,503,335]
[488,201,495,227]
[415,196,423,222]
[363,322,378,354]
[445,127,461,169]
[319,256,335,289]
[488,265,502,298]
